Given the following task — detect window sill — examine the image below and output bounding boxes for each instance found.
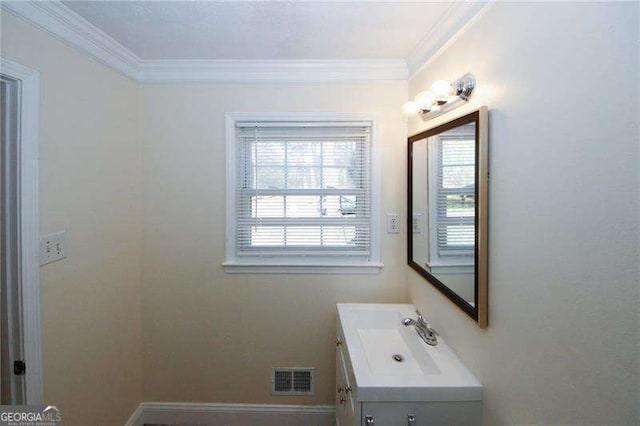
[222,261,383,274]
[426,261,474,275]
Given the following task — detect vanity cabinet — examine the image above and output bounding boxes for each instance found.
[336,311,482,426]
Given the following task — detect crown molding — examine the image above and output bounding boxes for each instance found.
[1,0,407,83]
[2,0,486,83]
[138,59,408,83]
[406,0,492,78]
[1,0,140,79]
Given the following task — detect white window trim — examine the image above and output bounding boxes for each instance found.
[426,134,474,274]
[223,112,382,274]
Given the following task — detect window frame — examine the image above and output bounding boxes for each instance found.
[426,133,475,275]
[224,112,382,274]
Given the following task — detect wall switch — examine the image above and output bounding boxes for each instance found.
[412,213,422,234]
[40,231,67,265]
[387,213,400,234]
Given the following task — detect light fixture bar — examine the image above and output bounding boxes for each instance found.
[402,73,476,122]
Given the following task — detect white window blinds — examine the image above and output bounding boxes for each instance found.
[436,135,475,254]
[235,122,372,257]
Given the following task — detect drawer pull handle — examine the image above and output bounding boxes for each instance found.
[366,415,374,425]
[339,395,347,404]
[337,385,344,394]
[408,415,416,425]
[336,338,342,347]
[345,385,352,394]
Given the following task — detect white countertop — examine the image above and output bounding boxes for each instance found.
[337,303,482,402]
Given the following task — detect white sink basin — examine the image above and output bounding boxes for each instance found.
[337,303,482,402]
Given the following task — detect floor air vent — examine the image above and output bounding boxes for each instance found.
[271,367,315,395]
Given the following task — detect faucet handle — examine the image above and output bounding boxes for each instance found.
[415,310,427,326]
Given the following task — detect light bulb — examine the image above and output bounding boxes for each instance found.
[401,101,418,116]
[414,91,434,110]
[431,80,451,101]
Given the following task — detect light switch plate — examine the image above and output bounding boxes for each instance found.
[413,213,422,234]
[387,213,400,233]
[40,231,67,265]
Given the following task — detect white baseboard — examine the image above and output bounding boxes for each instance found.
[125,402,335,426]
[125,404,144,426]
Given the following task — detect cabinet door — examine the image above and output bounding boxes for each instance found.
[337,347,358,425]
[361,402,482,426]
[337,318,361,426]
[342,393,356,426]
[335,347,346,425]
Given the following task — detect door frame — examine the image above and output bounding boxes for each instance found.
[0,58,42,404]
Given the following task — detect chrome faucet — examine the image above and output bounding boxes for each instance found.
[402,310,438,346]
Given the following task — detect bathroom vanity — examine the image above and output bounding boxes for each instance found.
[335,304,482,426]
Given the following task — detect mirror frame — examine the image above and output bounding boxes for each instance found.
[407,107,488,327]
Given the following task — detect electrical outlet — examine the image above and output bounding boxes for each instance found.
[413,213,422,234]
[40,231,67,265]
[387,213,400,233]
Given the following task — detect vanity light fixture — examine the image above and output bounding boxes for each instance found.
[402,73,476,121]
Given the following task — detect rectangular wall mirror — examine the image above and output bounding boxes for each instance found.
[408,107,488,327]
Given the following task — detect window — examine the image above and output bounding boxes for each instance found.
[224,113,381,273]
[436,135,475,255]
[427,124,475,272]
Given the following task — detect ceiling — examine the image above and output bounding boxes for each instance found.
[61,1,453,61]
[2,1,488,82]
